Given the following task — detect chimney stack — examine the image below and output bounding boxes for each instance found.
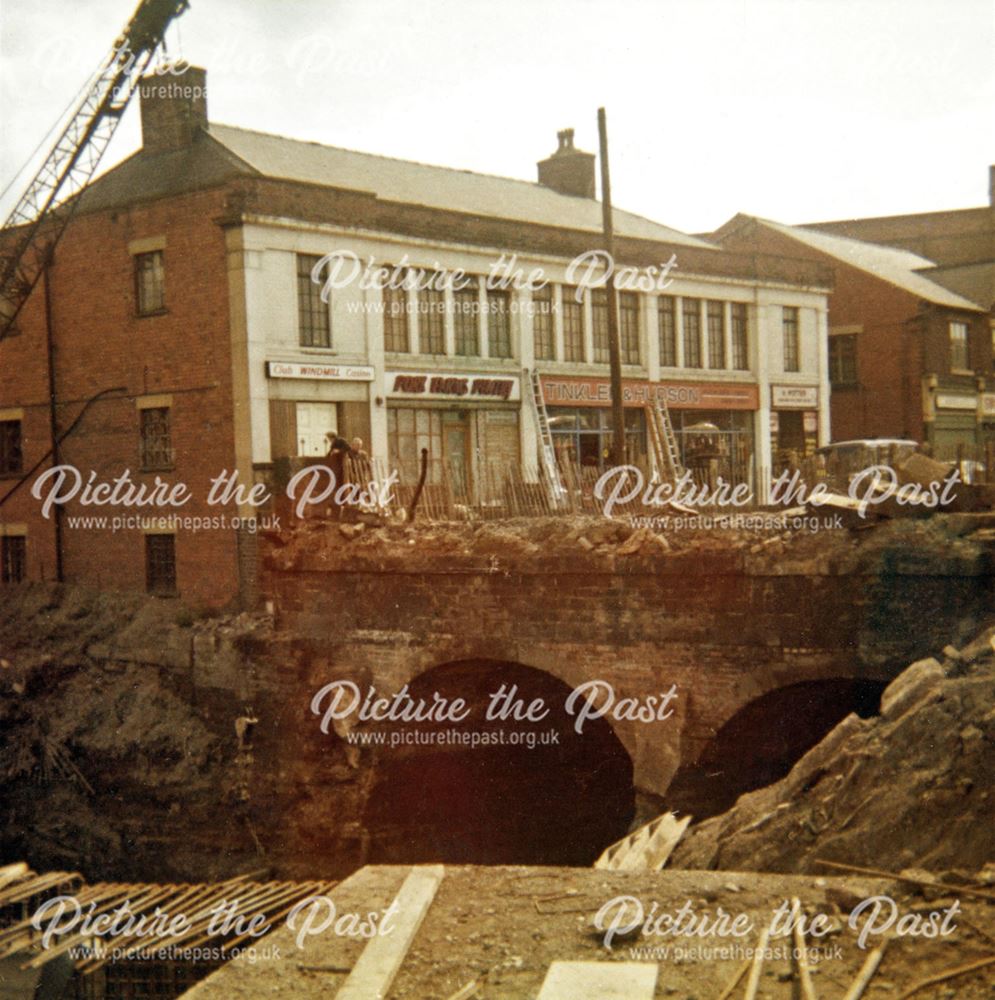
[140,65,208,154]
[537,128,596,199]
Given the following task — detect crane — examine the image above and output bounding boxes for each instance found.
[0,0,190,344]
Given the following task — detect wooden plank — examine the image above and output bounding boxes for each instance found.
[335,865,444,1000]
[594,812,690,871]
[537,961,658,999]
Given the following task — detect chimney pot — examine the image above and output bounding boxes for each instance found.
[537,127,596,199]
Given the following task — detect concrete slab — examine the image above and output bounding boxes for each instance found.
[537,960,658,999]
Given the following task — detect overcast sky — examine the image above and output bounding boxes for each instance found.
[1,0,992,234]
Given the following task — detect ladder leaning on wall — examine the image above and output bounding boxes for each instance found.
[646,396,685,483]
[526,369,566,507]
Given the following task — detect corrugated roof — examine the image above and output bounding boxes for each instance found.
[207,123,716,249]
[756,217,984,310]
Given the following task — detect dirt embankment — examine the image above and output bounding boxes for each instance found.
[0,585,269,882]
[671,628,995,875]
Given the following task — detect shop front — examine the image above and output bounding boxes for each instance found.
[770,385,820,470]
[539,375,758,485]
[930,389,980,461]
[385,370,521,499]
[264,361,375,483]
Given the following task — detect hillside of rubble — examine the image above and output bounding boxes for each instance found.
[670,627,995,875]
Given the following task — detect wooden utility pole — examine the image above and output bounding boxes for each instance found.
[598,107,626,467]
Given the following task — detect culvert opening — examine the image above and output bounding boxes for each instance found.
[665,677,886,821]
[362,660,635,866]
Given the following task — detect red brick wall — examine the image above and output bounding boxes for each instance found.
[0,187,242,606]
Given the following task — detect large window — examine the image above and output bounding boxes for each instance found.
[454,278,479,356]
[1,536,25,584]
[297,254,330,347]
[949,321,970,371]
[731,302,748,370]
[782,306,800,372]
[383,279,410,353]
[592,289,609,363]
[419,286,445,355]
[134,250,165,316]
[682,298,702,369]
[139,407,172,470]
[619,292,640,365]
[0,420,22,475]
[533,285,554,360]
[487,288,512,358]
[707,300,726,369]
[658,296,677,367]
[562,287,584,362]
[145,534,176,595]
[829,334,858,386]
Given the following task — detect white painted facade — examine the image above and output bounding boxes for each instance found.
[229,216,830,504]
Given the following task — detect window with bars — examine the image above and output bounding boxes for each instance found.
[658,296,677,367]
[731,302,748,370]
[139,407,173,470]
[297,254,331,347]
[683,298,702,368]
[454,278,479,356]
[0,420,22,475]
[707,300,726,369]
[561,287,584,362]
[383,280,410,353]
[487,288,512,358]
[949,321,970,371]
[419,286,445,354]
[134,250,165,316]
[783,306,800,372]
[533,285,554,360]
[829,334,858,386]
[619,292,640,365]
[145,534,176,595]
[1,537,25,584]
[592,289,609,363]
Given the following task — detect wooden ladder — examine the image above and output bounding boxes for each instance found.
[526,368,566,506]
[647,395,684,482]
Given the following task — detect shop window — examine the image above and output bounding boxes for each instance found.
[533,285,554,360]
[782,306,800,372]
[383,273,410,353]
[561,287,584,362]
[0,419,22,475]
[139,407,172,470]
[388,406,444,484]
[731,302,748,370]
[297,254,331,347]
[419,286,445,354]
[707,300,726,368]
[487,288,512,358]
[592,289,609,363]
[145,534,176,595]
[658,296,677,367]
[295,401,338,457]
[682,298,702,368]
[829,334,858,386]
[454,278,479,356]
[619,292,640,365]
[134,250,165,316]
[949,321,970,371]
[1,536,25,583]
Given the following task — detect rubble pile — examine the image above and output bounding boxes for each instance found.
[265,510,995,575]
[670,628,995,874]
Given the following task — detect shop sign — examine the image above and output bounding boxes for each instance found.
[935,392,977,412]
[771,385,818,409]
[803,412,819,433]
[982,394,995,417]
[266,361,375,381]
[540,376,758,410]
[387,370,520,402]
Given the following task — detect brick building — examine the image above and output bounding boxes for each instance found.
[711,214,990,457]
[1,67,831,605]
